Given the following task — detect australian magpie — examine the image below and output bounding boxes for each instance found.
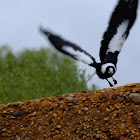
[40,0,138,87]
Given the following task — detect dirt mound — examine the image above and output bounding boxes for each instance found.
[0,83,140,140]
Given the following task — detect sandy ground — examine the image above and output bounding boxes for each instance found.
[0,83,140,140]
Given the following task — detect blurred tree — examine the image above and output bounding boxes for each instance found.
[0,46,96,104]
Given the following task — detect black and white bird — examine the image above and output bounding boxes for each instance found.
[40,0,138,87]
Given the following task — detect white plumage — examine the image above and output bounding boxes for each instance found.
[62,46,94,65]
[107,20,129,54]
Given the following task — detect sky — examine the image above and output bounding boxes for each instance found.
[0,0,139,89]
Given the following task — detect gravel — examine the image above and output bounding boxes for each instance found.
[0,83,140,140]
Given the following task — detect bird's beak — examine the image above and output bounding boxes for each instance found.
[108,67,114,75]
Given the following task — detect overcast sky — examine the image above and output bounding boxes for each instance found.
[0,0,139,89]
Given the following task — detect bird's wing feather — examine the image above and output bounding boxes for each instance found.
[100,0,138,63]
[40,27,96,66]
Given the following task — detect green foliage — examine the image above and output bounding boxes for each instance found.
[0,46,95,104]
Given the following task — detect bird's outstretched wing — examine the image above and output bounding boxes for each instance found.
[100,0,138,64]
[40,27,96,66]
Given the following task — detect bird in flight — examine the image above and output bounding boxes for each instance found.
[40,0,138,87]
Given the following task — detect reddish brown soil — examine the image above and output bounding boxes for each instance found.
[0,83,140,140]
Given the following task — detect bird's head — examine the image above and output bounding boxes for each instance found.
[89,62,117,87]
[101,63,116,78]
[94,63,116,79]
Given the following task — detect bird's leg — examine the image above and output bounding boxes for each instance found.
[112,76,117,85]
[86,70,96,82]
[106,79,113,87]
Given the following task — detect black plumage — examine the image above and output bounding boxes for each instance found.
[100,0,138,65]
[40,27,96,66]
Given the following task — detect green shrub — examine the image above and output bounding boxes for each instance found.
[0,46,95,104]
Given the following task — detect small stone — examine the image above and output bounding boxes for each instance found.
[82,135,87,139]
[55,130,60,134]
[99,93,105,100]
[3,110,7,114]
[51,128,55,132]
[130,108,135,112]
[53,113,57,117]
[31,111,37,116]
[56,125,61,129]
[104,117,109,121]
[82,97,86,101]
[131,130,136,134]
[120,92,124,96]
[120,123,125,129]
[125,129,130,134]
[31,121,34,126]
[66,96,73,101]
[117,97,123,103]
[124,96,130,103]
[96,134,100,139]
[83,107,88,111]
[114,104,120,109]
[17,137,20,140]
[78,110,81,114]
[79,130,84,136]
[119,136,125,140]
[2,128,6,132]
[38,126,41,131]
[24,137,28,140]
[111,94,117,99]
[12,111,24,117]
[55,134,63,139]
[45,122,49,126]
[33,99,40,107]
[76,105,79,109]
[57,95,63,100]
[73,98,78,104]
[129,93,140,104]
[115,112,120,118]
[53,104,59,109]
[22,131,28,138]
[84,116,88,121]
[132,88,140,93]
[89,91,94,96]
[71,127,77,133]
[128,112,133,116]
[67,103,73,106]
[11,116,16,119]
[41,100,48,108]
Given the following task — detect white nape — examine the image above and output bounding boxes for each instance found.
[101,63,115,74]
